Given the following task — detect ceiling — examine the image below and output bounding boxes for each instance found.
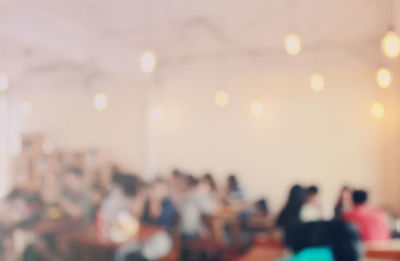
[0,0,397,90]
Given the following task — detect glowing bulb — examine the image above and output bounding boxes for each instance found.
[371,102,384,119]
[20,101,32,116]
[214,90,229,107]
[151,106,164,119]
[310,74,325,92]
[93,93,108,111]
[251,101,264,116]
[382,31,400,58]
[285,34,301,55]
[140,51,156,73]
[376,68,391,88]
[0,73,9,93]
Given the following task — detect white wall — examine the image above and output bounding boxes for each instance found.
[6,48,399,214]
[16,76,147,174]
[150,52,391,213]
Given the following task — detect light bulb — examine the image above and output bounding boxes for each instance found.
[214,90,229,107]
[0,73,9,93]
[285,34,301,55]
[310,74,325,92]
[371,102,384,119]
[140,51,156,73]
[93,93,108,111]
[376,68,391,88]
[20,101,32,116]
[251,101,264,116]
[381,31,400,58]
[152,106,164,119]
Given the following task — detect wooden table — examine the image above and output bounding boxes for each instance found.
[57,223,165,260]
[236,245,285,261]
[210,206,240,244]
[23,219,84,235]
[366,240,400,260]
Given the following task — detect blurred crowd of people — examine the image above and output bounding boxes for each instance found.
[0,167,395,261]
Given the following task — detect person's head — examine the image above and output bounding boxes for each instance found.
[150,178,169,201]
[171,169,182,179]
[64,167,84,192]
[186,175,199,189]
[203,173,217,192]
[339,186,352,199]
[306,186,319,203]
[227,174,239,191]
[120,174,140,197]
[352,190,368,206]
[196,177,212,195]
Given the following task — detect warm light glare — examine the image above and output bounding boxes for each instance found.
[251,101,264,116]
[93,93,108,111]
[214,90,229,107]
[0,73,8,93]
[310,74,325,92]
[20,101,32,116]
[371,102,384,119]
[285,34,301,55]
[140,51,156,73]
[381,31,400,58]
[376,68,392,88]
[152,106,164,119]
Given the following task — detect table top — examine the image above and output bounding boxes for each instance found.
[22,219,85,235]
[236,246,285,261]
[366,239,400,259]
[57,223,165,250]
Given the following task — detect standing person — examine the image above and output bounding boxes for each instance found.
[276,185,305,231]
[334,186,353,220]
[343,190,390,241]
[300,186,323,222]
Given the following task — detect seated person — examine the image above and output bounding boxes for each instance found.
[57,167,92,221]
[283,220,362,261]
[0,172,41,226]
[169,169,187,207]
[222,175,245,208]
[276,185,305,231]
[108,174,172,261]
[300,186,323,222]
[180,176,218,239]
[343,190,390,241]
[141,178,177,230]
[334,186,353,220]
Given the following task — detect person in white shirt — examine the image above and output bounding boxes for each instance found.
[300,186,323,222]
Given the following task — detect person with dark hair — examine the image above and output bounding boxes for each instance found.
[276,185,305,231]
[300,185,323,222]
[281,220,362,261]
[142,178,177,230]
[99,172,142,222]
[343,189,390,241]
[203,173,217,193]
[57,167,92,221]
[334,186,353,220]
[223,174,245,207]
[180,176,218,239]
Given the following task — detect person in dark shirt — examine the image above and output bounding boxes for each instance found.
[276,185,305,231]
[142,178,177,230]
